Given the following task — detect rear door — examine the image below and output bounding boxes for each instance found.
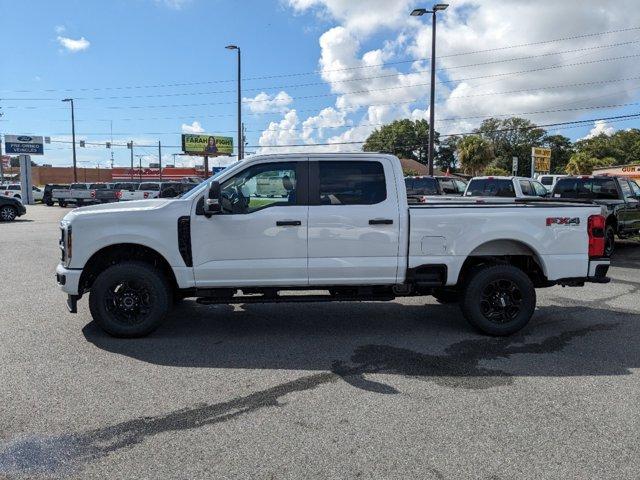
[619,179,640,233]
[307,158,401,285]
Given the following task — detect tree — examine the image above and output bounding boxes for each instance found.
[363,119,438,163]
[543,134,573,174]
[475,117,546,175]
[574,128,640,165]
[457,135,494,176]
[565,152,615,175]
[435,135,459,172]
[483,166,510,176]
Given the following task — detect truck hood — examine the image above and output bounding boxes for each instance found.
[63,199,174,221]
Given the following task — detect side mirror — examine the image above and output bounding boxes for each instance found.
[204,181,222,217]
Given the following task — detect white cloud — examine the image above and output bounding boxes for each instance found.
[258,110,306,153]
[582,120,615,139]
[181,121,205,134]
[259,0,640,152]
[57,36,90,52]
[243,91,293,114]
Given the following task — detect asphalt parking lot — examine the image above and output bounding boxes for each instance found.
[1,205,639,479]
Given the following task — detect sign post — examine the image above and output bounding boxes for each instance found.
[512,156,518,176]
[19,155,34,205]
[530,147,551,178]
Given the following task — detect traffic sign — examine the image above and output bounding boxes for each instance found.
[4,135,44,155]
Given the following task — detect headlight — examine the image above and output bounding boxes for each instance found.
[59,220,72,265]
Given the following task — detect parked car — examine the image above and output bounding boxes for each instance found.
[1,184,44,202]
[43,184,69,206]
[464,176,549,198]
[552,175,640,255]
[122,181,199,201]
[0,195,27,221]
[56,153,609,338]
[52,183,120,207]
[108,182,141,201]
[537,174,567,192]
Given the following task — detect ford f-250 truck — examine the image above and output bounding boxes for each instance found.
[56,153,610,338]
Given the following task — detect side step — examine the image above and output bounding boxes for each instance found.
[195,294,396,305]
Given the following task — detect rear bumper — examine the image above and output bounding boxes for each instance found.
[555,259,610,286]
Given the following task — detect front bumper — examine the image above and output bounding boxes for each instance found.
[56,264,82,295]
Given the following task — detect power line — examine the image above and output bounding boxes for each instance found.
[6,52,640,112]
[5,39,639,103]
[2,26,639,95]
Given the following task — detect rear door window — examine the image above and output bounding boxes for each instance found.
[139,183,160,191]
[318,161,386,205]
[454,179,467,193]
[438,178,457,194]
[71,184,87,189]
[620,180,635,201]
[519,180,534,196]
[531,181,548,197]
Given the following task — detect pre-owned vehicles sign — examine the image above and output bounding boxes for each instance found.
[181,134,233,156]
[4,135,44,155]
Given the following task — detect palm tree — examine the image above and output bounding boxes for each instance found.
[456,135,494,176]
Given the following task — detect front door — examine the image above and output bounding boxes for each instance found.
[191,160,309,287]
[307,158,401,285]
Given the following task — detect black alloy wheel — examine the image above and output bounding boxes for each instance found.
[0,205,17,221]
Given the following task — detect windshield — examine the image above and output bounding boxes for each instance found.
[553,178,619,199]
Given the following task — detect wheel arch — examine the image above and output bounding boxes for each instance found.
[457,239,548,287]
[79,243,178,294]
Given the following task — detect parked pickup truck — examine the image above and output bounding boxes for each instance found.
[552,175,640,256]
[56,153,610,338]
[52,183,120,207]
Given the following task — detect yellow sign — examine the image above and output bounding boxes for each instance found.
[181,134,233,156]
[535,157,550,172]
[532,147,551,158]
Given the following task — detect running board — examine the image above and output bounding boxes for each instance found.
[195,294,396,305]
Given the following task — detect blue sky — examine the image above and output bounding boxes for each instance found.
[1,0,639,168]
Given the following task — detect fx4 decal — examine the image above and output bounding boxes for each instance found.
[546,217,580,226]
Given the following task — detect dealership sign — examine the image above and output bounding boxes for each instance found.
[4,135,44,155]
[181,134,233,156]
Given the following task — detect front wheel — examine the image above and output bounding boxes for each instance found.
[0,205,17,222]
[460,265,536,336]
[89,261,172,337]
[604,225,615,257]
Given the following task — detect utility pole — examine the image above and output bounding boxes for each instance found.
[110,121,114,169]
[128,141,134,180]
[135,154,145,181]
[158,141,162,181]
[62,98,78,181]
[410,4,448,176]
[226,44,242,160]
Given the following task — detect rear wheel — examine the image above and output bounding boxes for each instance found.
[0,205,17,222]
[604,225,615,257]
[460,264,536,336]
[89,261,172,337]
[59,200,67,207]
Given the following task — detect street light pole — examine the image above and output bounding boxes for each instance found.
[226,44,242,160]
[62,98,78,182]
[411,4,448,176]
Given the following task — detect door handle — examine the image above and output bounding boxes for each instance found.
[276,220,302,226]
[369,219,393,225]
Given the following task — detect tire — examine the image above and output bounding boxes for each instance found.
[0,205,17,222]
[460,264,536,336]
[604,225,615,257]
[89,261,172,337]
[432,288,459,304]
[45,200,54,207]
[59,200,67,207]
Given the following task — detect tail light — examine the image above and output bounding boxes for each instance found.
[588,215,605,258]
[115,191,122,199]
[144,192,149,199]
[90,190,96,198]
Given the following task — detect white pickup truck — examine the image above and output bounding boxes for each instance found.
[56,153,610,338]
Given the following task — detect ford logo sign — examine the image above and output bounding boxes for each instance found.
[17,136,33,142]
